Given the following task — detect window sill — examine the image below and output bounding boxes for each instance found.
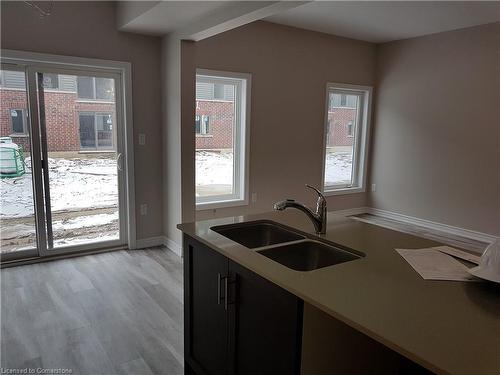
[76,99,115,104]
[195,134,213,138]
[323,186,365,196]
[9,133,29,138]
[196,198,248,211]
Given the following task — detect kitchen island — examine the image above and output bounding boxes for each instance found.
[178,211,500,375]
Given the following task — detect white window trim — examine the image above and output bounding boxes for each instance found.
[321,82,372,196]
[195,69,251,210]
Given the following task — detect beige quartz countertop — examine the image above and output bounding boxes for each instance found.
[177,211,500,375]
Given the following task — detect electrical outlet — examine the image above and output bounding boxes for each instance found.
[140,204,148,216]
[251,192,257,203]
[371,183,377,192]
[139,133,146,146]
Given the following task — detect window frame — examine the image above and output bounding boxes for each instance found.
[195,69,251,210]
[77,76,115,102]
[10,108,28,135]
[78,111,115,151]
[322,82,372,196]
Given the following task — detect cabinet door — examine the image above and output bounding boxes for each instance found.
[228,260,303,375]
[184,237,229,375]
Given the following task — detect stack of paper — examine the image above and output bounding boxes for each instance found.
[395,247,479,282]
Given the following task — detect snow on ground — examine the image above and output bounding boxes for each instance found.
[0,156,118,218]
[0,156,119,253]
[195,151,233,197]
[195,150,353,194]
[196,151,233,186]
[324,151,353,185]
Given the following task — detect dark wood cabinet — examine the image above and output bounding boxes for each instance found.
[183,235,303,375]
[228,260,303,375]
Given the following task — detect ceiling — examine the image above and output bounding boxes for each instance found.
[266,1,500,43]
[118,1,276,36]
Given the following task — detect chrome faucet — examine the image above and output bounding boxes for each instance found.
[273,184,327,234]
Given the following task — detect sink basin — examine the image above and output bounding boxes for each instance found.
[211,221,305,249]
[257,240,361,271]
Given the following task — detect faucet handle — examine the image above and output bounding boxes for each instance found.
[305,184,326,201]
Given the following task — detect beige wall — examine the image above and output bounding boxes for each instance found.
[189,21,376,221]
[1,1,163,240]
[370,22,500,235]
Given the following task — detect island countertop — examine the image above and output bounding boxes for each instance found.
[177,211,500,375]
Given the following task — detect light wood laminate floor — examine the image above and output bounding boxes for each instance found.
[1,248,183,375]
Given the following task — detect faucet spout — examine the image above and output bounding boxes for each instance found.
[273,185,327,234]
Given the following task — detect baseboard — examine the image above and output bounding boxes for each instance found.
[163,236,183,257]
[332,205,497,247]
[135,236,183,257]
[135,236,166,249]
[332,206,370,217]
[365,207,498,245]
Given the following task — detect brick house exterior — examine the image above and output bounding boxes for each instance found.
[195,100,234,150]
[0,88,115,153]
[326,107,356,148]
[194,99,356,151]
[0,71,116,153]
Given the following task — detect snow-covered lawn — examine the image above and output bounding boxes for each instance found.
[324,151,353,186]
[195,150,353,195]
[0,156,118,253]
[196,151,233,196]
[1,156,118,218]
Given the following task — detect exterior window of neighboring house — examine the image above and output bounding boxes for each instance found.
[323,83,372,194]
[347,121,354,137]
[10,109,27,134]
[77,77,115,101]
[42,73,59,89]
[195,70,251,209]
[79,112,114,150]
[195,115,210,135]
[214,84,225,100]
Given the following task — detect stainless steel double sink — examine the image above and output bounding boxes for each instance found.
[211,220,364,271]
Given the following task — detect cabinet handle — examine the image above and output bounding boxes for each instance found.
[217,273,224,305]
[224,276,229,311]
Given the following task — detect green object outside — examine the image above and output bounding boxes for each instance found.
[0,144,26,178]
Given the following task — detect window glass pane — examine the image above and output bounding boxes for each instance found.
[96,114,113,148]
[96,78,114,101]
[79,114,96,148]
[43,73,59,89]
[195,115,201,134]
[11,109,25,134]
[0,69,37,253]
[196,78,236,199]
[324,91,360,187]
[214,83,225,100]
[77,76,94,99]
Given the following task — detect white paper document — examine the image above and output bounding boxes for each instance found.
[395,248,478,281]
[431,245,481,265]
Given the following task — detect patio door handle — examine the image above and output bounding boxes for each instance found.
[117,153,123,171]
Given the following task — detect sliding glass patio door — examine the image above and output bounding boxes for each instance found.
[0,64,39,260]
[0,62,128,260]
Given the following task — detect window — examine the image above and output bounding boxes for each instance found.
[347,121,354,137]
[78,112,114,150]
[195,70,251,209]
[42,73,59,89]
[77,76,115,101]
[10,109,27,134]
[195,115,210,135]
[323,83,372,194]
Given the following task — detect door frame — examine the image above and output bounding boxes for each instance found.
[1,49,137,258]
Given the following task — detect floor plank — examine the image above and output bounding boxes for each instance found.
[0,247,184,374]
